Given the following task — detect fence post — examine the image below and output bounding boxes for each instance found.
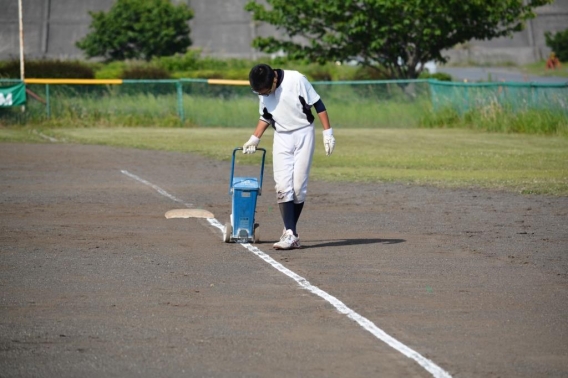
[176,81,184,123]
[45,84,50,118]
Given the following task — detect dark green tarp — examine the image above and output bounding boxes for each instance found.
[0,82,26,107]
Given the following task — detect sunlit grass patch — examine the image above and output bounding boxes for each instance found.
[26,127,566,196]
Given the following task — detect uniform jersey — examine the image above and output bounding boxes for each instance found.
[258,70,321,132]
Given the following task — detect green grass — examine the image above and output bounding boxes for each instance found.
[520,60,568,78]
[2,127,566,196]
[0,127,46,143]
[421,106,568,136]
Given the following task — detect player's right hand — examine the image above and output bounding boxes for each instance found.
[243,135,260,154]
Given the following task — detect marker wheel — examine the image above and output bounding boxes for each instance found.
[223,221,232,243]
[253,223,260,244]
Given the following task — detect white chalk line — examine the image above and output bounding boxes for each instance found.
[121,169,452,378]
[32,130,58,142]
[121,170,194,208]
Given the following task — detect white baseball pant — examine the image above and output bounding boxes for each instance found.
[272,124,315,204]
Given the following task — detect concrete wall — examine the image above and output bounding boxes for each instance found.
[0,0,116,60]
[447,0,568,64]
[0,0,567,64]
[189,0,256,58]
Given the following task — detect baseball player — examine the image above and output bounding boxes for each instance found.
[242,63,335,250]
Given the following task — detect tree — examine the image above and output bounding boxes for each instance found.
[245,0,552,79]
[76,0,194,62]
[545,28,568,62]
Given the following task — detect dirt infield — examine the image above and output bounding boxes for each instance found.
[1,143,567,378]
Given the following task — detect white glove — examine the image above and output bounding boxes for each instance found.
[323,128,335,156]
[243,135,260,154]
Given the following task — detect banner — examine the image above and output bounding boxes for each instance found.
[0,83,27,107]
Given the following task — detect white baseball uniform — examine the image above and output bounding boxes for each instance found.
[257,70,321,204]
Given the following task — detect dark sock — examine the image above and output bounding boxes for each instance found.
[279,201,296,235]
[293,202,304,232]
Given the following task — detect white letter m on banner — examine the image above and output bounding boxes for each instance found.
[0,93,13,106]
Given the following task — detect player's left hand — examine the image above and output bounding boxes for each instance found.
[323,128,335,156]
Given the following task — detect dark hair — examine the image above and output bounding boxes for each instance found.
[249,64,275,91]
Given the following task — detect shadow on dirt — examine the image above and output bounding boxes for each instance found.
[302,238,405,248]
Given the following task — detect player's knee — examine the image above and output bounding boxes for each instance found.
[275,187,294,203]
[294,188,307,203]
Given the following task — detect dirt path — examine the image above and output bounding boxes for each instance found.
[1,143,567,378]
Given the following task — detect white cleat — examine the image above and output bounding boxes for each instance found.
[273,229,301,250]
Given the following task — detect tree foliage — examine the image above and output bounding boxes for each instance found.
[245,0,553,79]
[76,0,194,62]
[545,28,568,62]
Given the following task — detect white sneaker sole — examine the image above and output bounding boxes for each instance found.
[273,243,301,250]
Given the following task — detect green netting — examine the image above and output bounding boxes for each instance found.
[1,78,566,127]
[313,80,430,128]
[430,81,568,115]
[181,79,258,127]
[40,80,182,125]
[181,79,431,128]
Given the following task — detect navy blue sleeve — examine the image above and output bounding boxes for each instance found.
[313,99,326,113]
